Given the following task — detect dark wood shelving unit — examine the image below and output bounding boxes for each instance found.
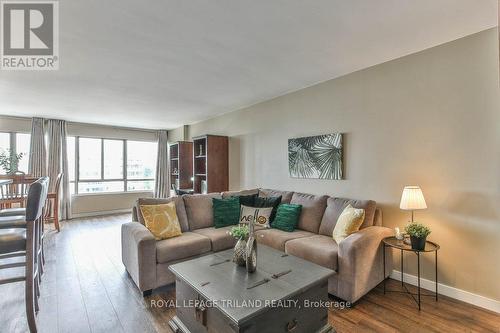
[169,141,193,191]
[192,135,228,194]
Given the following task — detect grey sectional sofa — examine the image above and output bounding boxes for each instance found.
[121,188,392,302]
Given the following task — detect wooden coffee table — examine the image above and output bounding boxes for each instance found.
[168,244,335,333]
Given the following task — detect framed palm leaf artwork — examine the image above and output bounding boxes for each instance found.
[288,133,343,179]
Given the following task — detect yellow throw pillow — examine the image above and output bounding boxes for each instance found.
[140,202,182,240]
[332,204,365,243]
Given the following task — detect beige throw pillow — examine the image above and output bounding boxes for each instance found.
[239,205,273,228]
[140,202,182,240]
[332,204,365,243]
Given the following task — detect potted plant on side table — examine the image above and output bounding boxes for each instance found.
[405,223,431,251]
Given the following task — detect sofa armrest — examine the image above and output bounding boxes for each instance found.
[336,226,393,302]
[339,226,392,255]
[121,222,156,292]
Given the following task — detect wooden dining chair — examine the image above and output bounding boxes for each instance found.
[0,177,48,333]
[43,172,63,232]
[0,172,27,209]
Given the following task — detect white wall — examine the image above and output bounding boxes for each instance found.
[182,29,500,301]
[168,125,189,143]
[0,115,156,216]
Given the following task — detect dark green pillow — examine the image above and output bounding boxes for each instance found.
[239,194,257,206]
[213,197,240,228]
[254,195,282,222]
[272,204,302,232]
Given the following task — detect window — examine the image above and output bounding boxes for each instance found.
[16,133,31,173]
[0,132,30,174]
[67,137,157,194]
[104,140,123,179]
[79,138,102,180]
[126,140,156,192]
[0,133,9,151]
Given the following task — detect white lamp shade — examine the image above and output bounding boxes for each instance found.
[400,186,427,210]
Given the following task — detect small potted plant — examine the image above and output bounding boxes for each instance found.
[404,223,431,251]
[228,224,249,266]
[0,149,24,174]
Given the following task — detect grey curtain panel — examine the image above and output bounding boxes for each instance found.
[46,119,72,220]
[28,117,46,177]
[154,130,170,198]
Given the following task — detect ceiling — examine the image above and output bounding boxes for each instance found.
[0,0,497,129]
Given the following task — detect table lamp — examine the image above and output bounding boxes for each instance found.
[400,185,427,223]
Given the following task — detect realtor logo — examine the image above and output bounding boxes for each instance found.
[1,0,58,70]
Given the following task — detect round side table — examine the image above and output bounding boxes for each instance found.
[382,236,440,310]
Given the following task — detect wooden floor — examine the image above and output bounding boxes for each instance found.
[0,214,498,333]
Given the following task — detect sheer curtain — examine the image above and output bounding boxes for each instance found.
[46,119,71,220]
[28,117,46,177]
[154,130,169,198]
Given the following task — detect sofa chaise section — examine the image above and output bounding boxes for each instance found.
[255,192,392,303]
[285,235,339,271]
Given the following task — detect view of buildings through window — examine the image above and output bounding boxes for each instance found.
[0,132,157,194]
[68,137,157,194]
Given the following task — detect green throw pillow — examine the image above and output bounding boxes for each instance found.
[213,197,241,228]
[239,194,257,206]
[254,195,282,222]
[272,204,302,232]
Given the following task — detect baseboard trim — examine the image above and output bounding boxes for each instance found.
[390,270,500,314]
[71,209,131,219]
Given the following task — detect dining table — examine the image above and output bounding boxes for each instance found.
[0,176,38,209]
[0,179,13,186]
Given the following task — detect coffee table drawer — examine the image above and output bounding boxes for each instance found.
[247,280,330,333]
[173,278,237,333]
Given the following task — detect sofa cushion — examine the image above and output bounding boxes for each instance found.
[254,195,282,222]
[183,193,222,230]
[239,194,258,206]
[156,232,211,263]
[258,188,294,204]
[285,235,339,271]
[255,228,315,252]
[240,205,273,228]
[290,192,328,233]
[192,226,236,252]
[319,197,377,236]
[221,188,259,198]
[213,197,240,228]
[136,197,189,232]
[139,202,182,240]
[332,204,365,244]
[271,204,302,232]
